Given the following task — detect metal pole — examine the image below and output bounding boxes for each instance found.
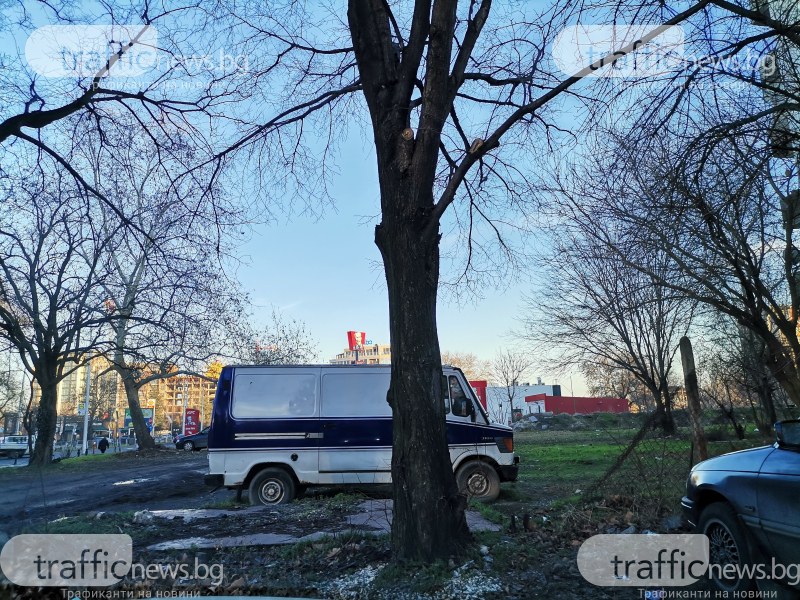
[81,359,91,455]
[181,380,187,435]
[15,371,24,434]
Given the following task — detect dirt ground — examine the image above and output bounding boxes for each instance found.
[0,449,722,599]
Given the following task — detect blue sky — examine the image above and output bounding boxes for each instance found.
[237,132,543,376]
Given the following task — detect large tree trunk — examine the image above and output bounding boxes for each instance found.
[648,384,675,435]
[376,206,471,562]
[761,337,798,433]
[660,383,676,435]
[118,366,156,450]
[347,0,473,560]
[28,366,58,467]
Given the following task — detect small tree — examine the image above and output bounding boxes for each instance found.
[230,311,318,366]
[441,351,492,381]
[492,349,532,421]
[583,360,655,414]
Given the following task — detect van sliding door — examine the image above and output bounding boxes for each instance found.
[318,370,392,484]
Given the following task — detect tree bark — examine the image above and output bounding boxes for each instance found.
[760,336,797,433]
[118,366,156,450]
[28,365,58,467]
[376,208,471,561]
[647,384,675,435]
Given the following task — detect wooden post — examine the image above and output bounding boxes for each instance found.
[680,336,708,463]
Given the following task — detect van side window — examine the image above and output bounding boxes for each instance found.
[449,376,473,418]
[321,373,392,417]
[232,373,317,418]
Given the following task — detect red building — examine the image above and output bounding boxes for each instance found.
[469,380,488,410]
[525,394,628,415]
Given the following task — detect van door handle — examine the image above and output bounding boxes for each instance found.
[322,423,336,430]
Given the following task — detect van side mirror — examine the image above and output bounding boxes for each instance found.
[775,420,800,449]
[452,398,474,419]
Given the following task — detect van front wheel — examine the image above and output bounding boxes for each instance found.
[249,468,296,505]
[456,461,500,503]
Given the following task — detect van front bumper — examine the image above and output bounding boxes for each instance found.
[499,455,520,482]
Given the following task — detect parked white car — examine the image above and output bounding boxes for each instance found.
[0,435,31,459]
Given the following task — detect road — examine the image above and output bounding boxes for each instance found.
[0,451,221,535]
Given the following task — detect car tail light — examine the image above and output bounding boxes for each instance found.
[495,437,513,453]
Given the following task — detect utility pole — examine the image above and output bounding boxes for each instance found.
[680,336,708,463]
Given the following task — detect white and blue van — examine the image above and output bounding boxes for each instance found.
[204,364,519,504]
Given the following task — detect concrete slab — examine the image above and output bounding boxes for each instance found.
[346,499,501,534]
[145,499,500,552]
[147,531,330,551]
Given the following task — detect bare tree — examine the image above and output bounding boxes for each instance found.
[700,313,790,436]
[567,128,800,429]
[75,123,247,450]
[4,0,790,559]
[523,233,694,434]
[0,165,119,466]
[583,360,655,414]
[0,359,22,430]
[0,3,240,233]
[492,349,532,421]
[88,366,119,437]
[441,351,492,381]
[186,0,720,559]
[533,0,800,433]
[229,310,318,365]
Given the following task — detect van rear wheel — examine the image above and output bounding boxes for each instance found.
[249,468,295,505]
[456,461,500,503]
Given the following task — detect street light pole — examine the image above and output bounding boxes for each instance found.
[15,371,25,434]
[81,359,92,455]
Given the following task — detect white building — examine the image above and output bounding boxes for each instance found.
[485,382,561,423]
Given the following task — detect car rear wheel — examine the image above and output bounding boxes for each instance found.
[183,441,194,451]
[699,502,756,593]
[456,461,501,503]
[249,468,295,505]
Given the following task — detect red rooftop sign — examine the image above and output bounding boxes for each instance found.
[347,331,366,351]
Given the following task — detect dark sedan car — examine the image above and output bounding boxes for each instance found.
[174,426,210,451]
[682,420,800,595]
